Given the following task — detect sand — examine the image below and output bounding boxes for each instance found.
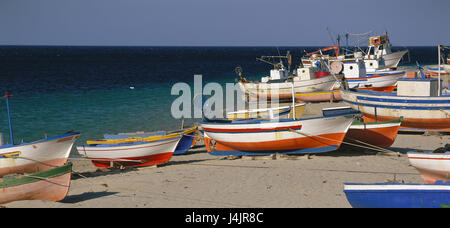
[3,102,449,208]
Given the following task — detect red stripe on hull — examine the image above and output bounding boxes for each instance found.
[344,125,400,148]
[0,158,69,178]
[363,114,450,129]
[207,133,346,152]
[357,85,396,92]
[90,152,174,168]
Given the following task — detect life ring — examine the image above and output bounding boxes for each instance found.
[373,38,381,46]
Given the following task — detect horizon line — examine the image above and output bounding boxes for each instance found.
[0,44,442,48]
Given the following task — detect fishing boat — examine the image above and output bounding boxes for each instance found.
[339,61,405,92]
[0,131,80,177]
[76,133,182,168]
[341,72,450,129]
[344,117,402,149]
[427,66,449,77]
[343,181,450,208]
[238,53,339,101]
[0,92,80,177]
[202,107,358,156]
[226,103,305,120]
[295,55,405,102]
[103,126,198,155]
[0,163,72,205]
[407,151,450,184]
[301,33,408,70]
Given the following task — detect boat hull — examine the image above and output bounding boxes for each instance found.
[295,90,342,102]
[103,127,197,155]
[344,118,402,149]
[226,103,305,120]
[341,89,450,129]
[0,132,80,177]
[382,50,408,68]
[76,137,181,168]
[0,163,72,204]
[174,128,197,155]
[343,70,405,92]
[407,152,450,184]
[202,110,357,156]
[344,182,450,208]
[239,75,338,100]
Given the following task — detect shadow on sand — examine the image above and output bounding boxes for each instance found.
[60,191,118,204]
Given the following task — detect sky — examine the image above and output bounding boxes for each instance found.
[0,0,449,46]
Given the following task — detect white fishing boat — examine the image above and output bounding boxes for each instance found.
[0,132,80,177]
[338,60,406,92]
[238,53,339,101]
[77,133,182,168]
[203,107,358,156]
[407,150,450,184]
[301,32,408,70]
[0,92,80,177]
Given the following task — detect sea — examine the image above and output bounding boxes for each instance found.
[0,46,442,154]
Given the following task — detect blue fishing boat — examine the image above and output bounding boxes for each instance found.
[103,126,197,155]
[343,181,450,208]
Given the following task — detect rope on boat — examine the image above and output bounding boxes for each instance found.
[441,109,450,117]
[19,173,71,188]
[1,155,91,181]
[287,129,400,156]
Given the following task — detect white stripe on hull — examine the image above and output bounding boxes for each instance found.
[341,90,450,121]
[349,122,401,130]
[346,73,404,89]
[344,184,450,191]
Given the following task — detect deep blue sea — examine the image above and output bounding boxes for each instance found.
[0,46,441,154]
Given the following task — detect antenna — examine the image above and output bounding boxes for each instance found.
[326,27,337,45]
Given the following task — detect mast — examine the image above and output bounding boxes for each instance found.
[3,92,14,145]
[345,33,349,55]
[438,44,441,96]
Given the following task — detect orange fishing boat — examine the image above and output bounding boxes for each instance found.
[343,117,402,149]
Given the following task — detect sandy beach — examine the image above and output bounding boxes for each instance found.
[3,102,449,208]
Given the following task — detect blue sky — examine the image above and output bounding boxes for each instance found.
[0,0,448,46]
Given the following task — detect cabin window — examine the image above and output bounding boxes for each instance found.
[349,66,353,70]
[370,63,373,66]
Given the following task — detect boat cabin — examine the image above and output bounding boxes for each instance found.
[295,67,317,81]
[397,78,442,97]
[261,67,289,83]
[364,59,386,72]
[366,35,393,59]
[343,61,366,78]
